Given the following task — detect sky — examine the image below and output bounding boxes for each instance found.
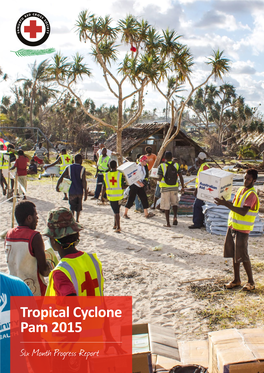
[1,0,264,117]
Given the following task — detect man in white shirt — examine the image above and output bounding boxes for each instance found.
[96,143,112,159]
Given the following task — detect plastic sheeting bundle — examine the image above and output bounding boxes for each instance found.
[202,198,264,236]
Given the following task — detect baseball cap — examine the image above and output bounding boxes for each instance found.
[139,155,148,163]
[197,152,207,160]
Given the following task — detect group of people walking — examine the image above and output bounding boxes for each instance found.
[1,140,261,373]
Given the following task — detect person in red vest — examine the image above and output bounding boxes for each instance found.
[10,150,29,199]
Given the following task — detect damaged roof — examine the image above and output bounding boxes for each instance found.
[105,122,166,153]
[105,121,205,155]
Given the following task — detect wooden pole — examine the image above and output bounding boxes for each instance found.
[6,156,11,199]
[11,173,17,228]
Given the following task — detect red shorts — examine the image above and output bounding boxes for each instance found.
[33,156,44,164]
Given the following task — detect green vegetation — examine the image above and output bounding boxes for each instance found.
[189,265,264,330]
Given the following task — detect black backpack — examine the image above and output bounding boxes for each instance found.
[164,162,177,185]
[169,365,208,373]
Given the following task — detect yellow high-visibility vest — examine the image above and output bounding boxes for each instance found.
[46,252,104,296]
[104,171,123,201]
[98,155,110,172]
[159,162,179,188]
[59,154,73,174]
[0,152,4,169]
[195,162,210,188]
[228,187,259,232]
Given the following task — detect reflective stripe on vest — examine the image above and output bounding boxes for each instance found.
[98,155,110,172]
[228,187,260,232]
[104,171,123,201]
[159,162,179,188]
[45,253,104,296]
[60,154,73,173]
[195,162,210,188]
[57,261,79,294]
[0,152,3,169]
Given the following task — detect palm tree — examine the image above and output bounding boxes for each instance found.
[16,59,51,127]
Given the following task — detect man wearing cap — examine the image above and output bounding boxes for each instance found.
[44,207,104,297]
[188,152,209,229]
[158,151,184,227]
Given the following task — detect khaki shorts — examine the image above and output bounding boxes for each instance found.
[18,175,27,194]
[160,190,178,210]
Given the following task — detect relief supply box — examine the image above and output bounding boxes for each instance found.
[150,167,159,179]
[208,328,264,373]
[197,168,233,203]
[117,161,141,185]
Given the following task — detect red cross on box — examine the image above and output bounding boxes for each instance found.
[65,156,70,163]
[110,176,117,186]
[81,271,99,296]
[24,20,42,38]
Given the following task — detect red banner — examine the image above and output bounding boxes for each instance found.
[10,296,132,373]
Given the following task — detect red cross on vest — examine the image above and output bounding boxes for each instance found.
[65,156,70,163]
[110,176,117,186]
[24,20,42,38]
[81,271,99,296]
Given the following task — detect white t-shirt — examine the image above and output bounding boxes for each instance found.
[134,164,146,187]
[97,148,112,158]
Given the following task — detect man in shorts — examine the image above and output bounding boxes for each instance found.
[158,151,184,227]
[56,154,87,222]
[101,160,125,233]
[215,169,260,291]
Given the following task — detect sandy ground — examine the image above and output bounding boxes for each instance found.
[1,176,264,342]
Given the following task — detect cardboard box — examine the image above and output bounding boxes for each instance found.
[117,162,141,185]
[150,167,159,179]
[197,168,233,203]
[208,328,264,373]
[178,339,209,368]
[133,352,152,373]
[154,355,181,371]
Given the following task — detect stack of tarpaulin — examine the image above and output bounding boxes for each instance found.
[178,191,195,215]
[202,195,264,236]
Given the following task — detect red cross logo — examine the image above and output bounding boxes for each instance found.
[24,20,42,38]
[81,271,99,296]
[110,176,117,186]
[65,156,70,163]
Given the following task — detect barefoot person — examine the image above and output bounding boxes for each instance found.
[215,169,260,291]
[56,153,87,222]
[10,150,29,200]
[157,151,184,227]
[101,160,126,233]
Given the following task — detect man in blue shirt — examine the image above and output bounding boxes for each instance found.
[56,153,87,222]
[0,272,33,373]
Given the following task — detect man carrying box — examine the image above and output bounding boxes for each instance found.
[188,152,209,229]
[157,151,184,227]
[215,169,259,291]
